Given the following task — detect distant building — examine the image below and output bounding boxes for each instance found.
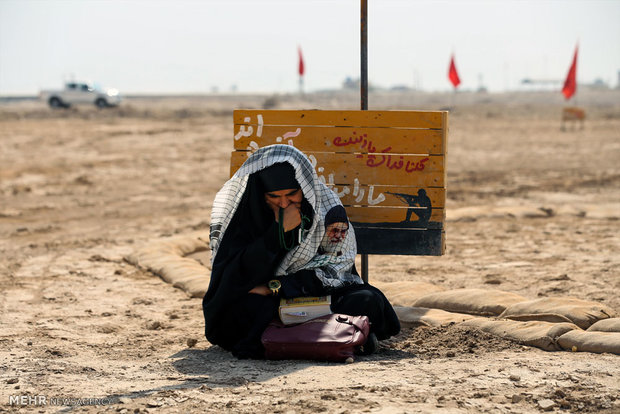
[342,77,360,90]
[342,76,377,91]
[588,78,609,90]
[390,85,411,91]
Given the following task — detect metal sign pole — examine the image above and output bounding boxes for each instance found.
[360,0,369,283]
[361,0,368,111]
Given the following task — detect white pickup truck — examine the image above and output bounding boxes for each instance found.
[39,82,122,109]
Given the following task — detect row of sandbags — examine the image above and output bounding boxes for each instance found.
[124,232,211,298]
[395,307,620,355]
[374,282,617,330]
[124,233,619,355]
[387,286,619,355]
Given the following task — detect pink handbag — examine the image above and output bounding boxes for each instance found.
[261,313,370,362]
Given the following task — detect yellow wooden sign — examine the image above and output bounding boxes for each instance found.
[231,109,447,246]
[345,206,444,228]
[234,125,444,155]
[338,186,444,208]
[230,151,444,187]
[234,109,445,128]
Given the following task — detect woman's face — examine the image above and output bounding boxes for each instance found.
[264,188,303,215]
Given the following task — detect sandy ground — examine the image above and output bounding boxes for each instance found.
[1,90,619,413]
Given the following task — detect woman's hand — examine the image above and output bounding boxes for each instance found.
[263,188,303,231]
[279,204,301,232]
[248,285,271,296]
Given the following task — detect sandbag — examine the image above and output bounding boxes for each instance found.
[460,318,579,351]
[558,330,620,355]
[173,275,211,299]
[412,289,528,316]
[394,306,476,327]
[587,318,620,333]
[499,297,617,330]
[125,233,210,298]
[373,281,445,307]
[125,232,209,264]
[185,249,212,267]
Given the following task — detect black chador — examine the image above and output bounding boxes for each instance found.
[203,148,399,359]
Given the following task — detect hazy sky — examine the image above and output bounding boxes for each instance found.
[1,0,619,95]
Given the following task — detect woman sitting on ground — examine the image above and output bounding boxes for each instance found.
[202,145,400,359]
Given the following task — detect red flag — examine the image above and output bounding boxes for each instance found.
[562,45,578,100]
[298,47,305,76]
[448,55,461,88]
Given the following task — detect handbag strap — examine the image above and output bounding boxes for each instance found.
[335,314,367,332]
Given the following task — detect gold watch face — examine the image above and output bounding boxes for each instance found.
[268,280,281,290]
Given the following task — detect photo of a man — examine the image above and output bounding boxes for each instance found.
[318,205,349,256]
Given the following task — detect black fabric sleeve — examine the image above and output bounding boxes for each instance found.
[277,269,329,298]
[238,221,283,286]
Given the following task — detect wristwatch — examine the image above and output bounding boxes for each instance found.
[268,279,281,296]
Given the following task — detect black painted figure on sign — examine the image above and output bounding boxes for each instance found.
[388,189,432,224]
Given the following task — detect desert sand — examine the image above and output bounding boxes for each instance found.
[1,90,619,413]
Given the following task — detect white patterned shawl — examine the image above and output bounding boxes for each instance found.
[210,145,361,289]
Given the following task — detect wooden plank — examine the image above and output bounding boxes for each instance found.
[346,206,444,228]
[233,125,444,155]
[353,227,444,255]
[230,151,445,187]
[339,186,444,208]
[234,109,446,129]
[442,111,449,190]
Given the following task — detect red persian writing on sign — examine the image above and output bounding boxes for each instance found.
[333,133,429,173]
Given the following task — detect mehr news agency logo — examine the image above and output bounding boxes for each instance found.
[9,395,112,407]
